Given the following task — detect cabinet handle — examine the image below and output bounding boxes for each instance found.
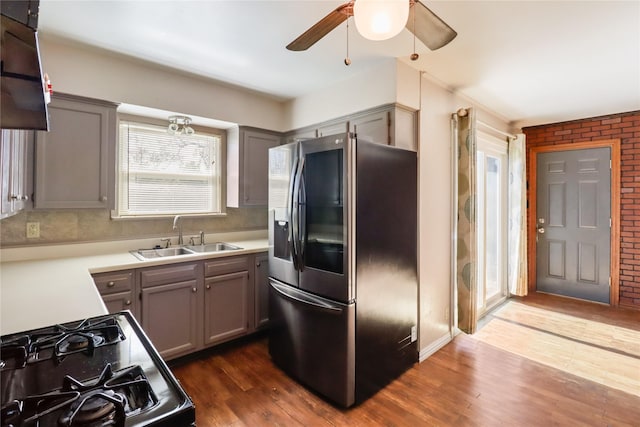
[206,284,211,290]
[125,300,131,306]
[192,287,197,293]
[100,196,107,202]
[10,194,28,201]
[256,262,261,267]
[107,281,115,287]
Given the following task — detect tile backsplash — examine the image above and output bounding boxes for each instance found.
[0,208,267,247]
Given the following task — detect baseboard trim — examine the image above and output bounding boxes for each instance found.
[418,332,453,362]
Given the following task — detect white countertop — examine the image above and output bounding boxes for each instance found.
[0,231,268,335]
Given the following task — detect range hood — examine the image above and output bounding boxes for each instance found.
[1,0,49,130]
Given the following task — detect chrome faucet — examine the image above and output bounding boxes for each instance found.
[172,215,183,245]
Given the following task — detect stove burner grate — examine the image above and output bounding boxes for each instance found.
[0,363,158,427]
[0,317,125,367]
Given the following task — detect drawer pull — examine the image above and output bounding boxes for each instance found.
[192,287,197,293]
[206,284,211,290]
[107,281,115,287]
[125,300,131,306]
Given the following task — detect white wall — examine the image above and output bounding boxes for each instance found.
[282,58,399,130]
[39,36,286,131]
[417,73,511,356]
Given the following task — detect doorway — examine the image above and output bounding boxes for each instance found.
[528,140,621,305]
[476,133,508,316]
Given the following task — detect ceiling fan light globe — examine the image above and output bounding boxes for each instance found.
[354,0,409,41]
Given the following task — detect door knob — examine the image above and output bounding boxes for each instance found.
[537,225,545,234]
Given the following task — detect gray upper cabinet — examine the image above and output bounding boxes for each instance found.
[34,93,117,209]
[317,120,348,138]
[350,104,417,150]
[227,126,281,207]
[350,110,389,145]
[284,104,417,151]
[283,127,316,144]
[1,129,32,219]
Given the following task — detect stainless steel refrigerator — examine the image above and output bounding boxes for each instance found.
[268,133,418,408]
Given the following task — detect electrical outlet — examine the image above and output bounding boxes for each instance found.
[444,307,450,322]
[26,222,40,239]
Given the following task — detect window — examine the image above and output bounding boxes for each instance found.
[476,132,508,316]
[116,120,224,217]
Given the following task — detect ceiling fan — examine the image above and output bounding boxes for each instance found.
[286,0,457,52]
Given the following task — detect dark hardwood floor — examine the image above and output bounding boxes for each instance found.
[171,294,640,426]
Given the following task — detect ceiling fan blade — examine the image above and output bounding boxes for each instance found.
[407,0,457,51]
[286,2,353,51]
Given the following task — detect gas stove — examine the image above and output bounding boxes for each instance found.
[0,311,195,426]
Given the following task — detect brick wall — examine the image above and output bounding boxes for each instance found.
[523,111,640,309]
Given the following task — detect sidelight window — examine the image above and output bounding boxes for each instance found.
[116,120,224,217]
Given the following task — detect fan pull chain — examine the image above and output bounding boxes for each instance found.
[344,17,351,66]
[410,4,419,61]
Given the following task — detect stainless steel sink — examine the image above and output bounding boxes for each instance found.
[131,247,196,260]
[185,242,242,253]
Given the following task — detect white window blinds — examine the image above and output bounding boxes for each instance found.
[118,121,222,216]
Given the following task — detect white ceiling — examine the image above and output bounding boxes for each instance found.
[38,1,640,128]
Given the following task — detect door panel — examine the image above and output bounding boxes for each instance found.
[268,279,355,407]
[298,135,350,303]
[268,142,299,287]
[536,148,611,303]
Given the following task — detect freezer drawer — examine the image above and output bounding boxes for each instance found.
[268,279,355,407]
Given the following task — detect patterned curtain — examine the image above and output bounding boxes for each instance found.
[508,134,528,296]
[452,108,478,334]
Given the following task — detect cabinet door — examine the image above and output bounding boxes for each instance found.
[34,94,116,209]
[254,254,270,329]
[318,121,348,138]
[204,271,249,346]
[142,280,200,360]
[102,290,136,316]
[285,127,317,144]
[241,130,280,206]
[351,110,390,145]
[1,129,30,218]
[391,106,417,151]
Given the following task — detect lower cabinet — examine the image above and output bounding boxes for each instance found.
[92,270,139,320]
[254,254,269,329]
[140,262,202,360]
[204,271,249,345]
[203,256,252,346]
[93,252,267,361]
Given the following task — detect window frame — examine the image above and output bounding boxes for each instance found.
[112,114,227,219]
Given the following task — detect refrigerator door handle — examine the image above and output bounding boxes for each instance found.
[292,155,306,272]
[289,158,300,271]
[299,163,307,266]
[271,281,342,313]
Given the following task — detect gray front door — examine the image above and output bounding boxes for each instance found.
[536,148,611,303]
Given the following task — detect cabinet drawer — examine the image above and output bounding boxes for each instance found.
[102,290,134,313]
[141,262,201,288]
[93,271,134,294]
[204,256,250,277]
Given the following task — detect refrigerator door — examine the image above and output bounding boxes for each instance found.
[268,278,355,407]
[268,142,299,287]
[297,134,352,303]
